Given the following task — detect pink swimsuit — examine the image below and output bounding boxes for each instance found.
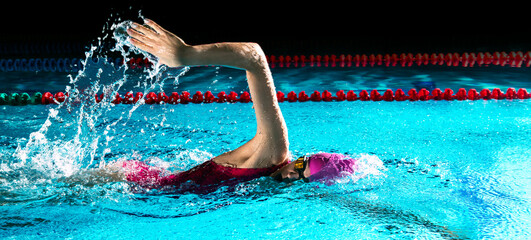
[122,160,287,193]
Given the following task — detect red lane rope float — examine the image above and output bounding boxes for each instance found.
[3,88,529,105]
[267,51,531,68]
[2,51,531,72]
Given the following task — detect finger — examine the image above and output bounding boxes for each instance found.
[129,38,156,54]
[130,22,159,38]
[127,28,152,44]
[144,19,166,34]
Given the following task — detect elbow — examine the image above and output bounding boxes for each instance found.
[242,42,269,71]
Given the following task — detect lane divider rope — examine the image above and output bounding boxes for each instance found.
[1,51,531,72]
[1,88,529,106]
[267,51,531,68]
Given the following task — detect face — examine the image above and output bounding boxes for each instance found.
[270,161,311,183]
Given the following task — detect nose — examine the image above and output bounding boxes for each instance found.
[282,173,298,183]
[286,172,298,180]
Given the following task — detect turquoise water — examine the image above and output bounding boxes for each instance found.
[2,70,531,239]
[1,19,531,239]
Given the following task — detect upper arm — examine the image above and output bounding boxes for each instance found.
[214,44,289,167]
[247,69,290,166]
[244,45,288,149]
[195,42,287,143]
[184,42,289,166]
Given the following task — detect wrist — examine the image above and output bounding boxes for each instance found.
[175,44,194,66]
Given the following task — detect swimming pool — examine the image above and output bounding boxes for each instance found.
[1,21,531,239]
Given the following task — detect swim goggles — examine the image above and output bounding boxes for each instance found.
[294,156,310,183]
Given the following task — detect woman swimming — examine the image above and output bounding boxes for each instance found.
[94,19,359,192]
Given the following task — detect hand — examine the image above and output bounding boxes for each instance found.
[127,19,188,68]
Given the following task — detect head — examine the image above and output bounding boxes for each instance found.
[270,156,311,183]
[270,153,358,184]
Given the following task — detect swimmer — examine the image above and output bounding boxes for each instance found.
[85,19,359,192]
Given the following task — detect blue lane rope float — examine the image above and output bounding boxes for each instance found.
[1,51,531,72]
[1,88,529,106]
[0,58,84,72]
[0,41,86,57]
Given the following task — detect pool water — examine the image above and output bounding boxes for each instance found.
[2,92,531,240]
[2,20,531,239]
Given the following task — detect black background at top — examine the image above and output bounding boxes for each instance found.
[1,1,530,56]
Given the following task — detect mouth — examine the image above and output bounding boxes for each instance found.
[270,169,284,182]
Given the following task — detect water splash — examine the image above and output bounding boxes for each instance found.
[8,13,189,186]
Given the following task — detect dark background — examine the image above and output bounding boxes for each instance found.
[1,1,530,57]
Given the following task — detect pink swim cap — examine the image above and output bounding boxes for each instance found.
[307,153,358,184]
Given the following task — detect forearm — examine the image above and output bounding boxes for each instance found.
[180,42,268,71]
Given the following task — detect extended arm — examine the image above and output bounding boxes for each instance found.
[127,19,289,168]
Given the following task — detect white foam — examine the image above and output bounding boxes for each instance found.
[337,153,387,185]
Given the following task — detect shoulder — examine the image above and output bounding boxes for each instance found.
[246,150,290,168]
